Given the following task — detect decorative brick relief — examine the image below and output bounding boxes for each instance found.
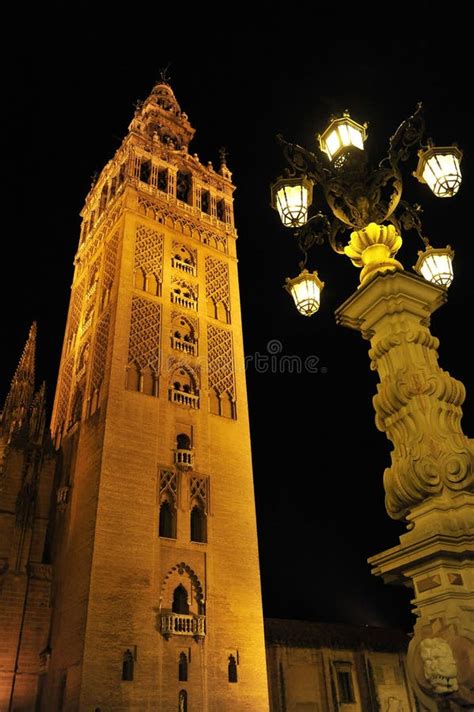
[207,326,235,398]
[137,196,228,253]
[127,297,161,370]
[134,224,164,284]
[160,469,177,503]
[103,231,119,292]
[190,476,208,513]
[92,313,110,389]
[205,256,230,308]
[55,356,74,433]
[67,280,85,351]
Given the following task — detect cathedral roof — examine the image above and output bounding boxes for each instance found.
[0,322,37,439]
[264,618,409,653]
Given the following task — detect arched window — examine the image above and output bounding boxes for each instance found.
[177,171,191,204]
[221,392,235,419]
[177,433,191,450]
[216,301,230,324]
[172,585,189,615]
[158,169,168,192]
[190,505,207,543]
[142,366,156,396]
[178,652,188,682]
[134,267,146,291]
[209,388,220,416]
[178,689,187,712]
[207,297,217,319]
[201,190,210,214]
[159,501,176,539]
[99,184,108,214]
[70,388,83,426]
[122,649,134,681]
[126,363,141,392]
[140,159,151,183]
[216,198,226,222]
[228,655,238,683]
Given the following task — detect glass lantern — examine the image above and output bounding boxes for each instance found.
[415,245,454,287]
[415,145,463,197]
[271,176,313,228]
[284,269,324,316]
[318,112,367,162]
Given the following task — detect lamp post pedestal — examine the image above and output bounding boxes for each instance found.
[336,270,474,711]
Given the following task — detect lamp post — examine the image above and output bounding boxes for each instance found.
[272,104,473,712]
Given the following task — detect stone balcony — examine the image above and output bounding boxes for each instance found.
[171,335,197,356]
[175,448,193,470]
[172,257,196,276]
[160,613,205,639]
[171,292,197,311]
[170,389,199,409]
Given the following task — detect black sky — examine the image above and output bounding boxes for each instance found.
[3,2,474,632]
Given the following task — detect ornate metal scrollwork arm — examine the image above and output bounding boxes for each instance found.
[391,200,427,245]
[294,212,332,268]
[276,134,327,183]
[387,102,426,169]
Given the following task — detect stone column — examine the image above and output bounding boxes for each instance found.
[336,268,474,711]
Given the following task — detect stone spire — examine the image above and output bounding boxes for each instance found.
[0,322,37,441]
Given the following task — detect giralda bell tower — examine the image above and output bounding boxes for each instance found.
[46,82,269,711]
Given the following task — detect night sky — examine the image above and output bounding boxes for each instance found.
[3,3,474,633]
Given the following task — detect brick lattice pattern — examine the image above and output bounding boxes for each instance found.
[128,296,161,370]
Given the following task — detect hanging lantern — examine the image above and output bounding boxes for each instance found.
[284,269,324,316]
[318,111,367,162]
[415,145,462,197]
[271,176,313,228]
[415,245,454,287]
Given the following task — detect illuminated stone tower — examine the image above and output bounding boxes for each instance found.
[44,83,269,710]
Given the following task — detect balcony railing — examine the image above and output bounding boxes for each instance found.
[170,389,199,409]
[175,448,193,469]
[171,257,196,276]
[160,613,205,638]
[171,336,197,355]
[171,292,197,311]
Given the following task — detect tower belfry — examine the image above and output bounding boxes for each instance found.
[44,82,269,710]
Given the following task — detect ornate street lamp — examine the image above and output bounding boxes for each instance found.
[271,104,474,712]
[271,103,462,314]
